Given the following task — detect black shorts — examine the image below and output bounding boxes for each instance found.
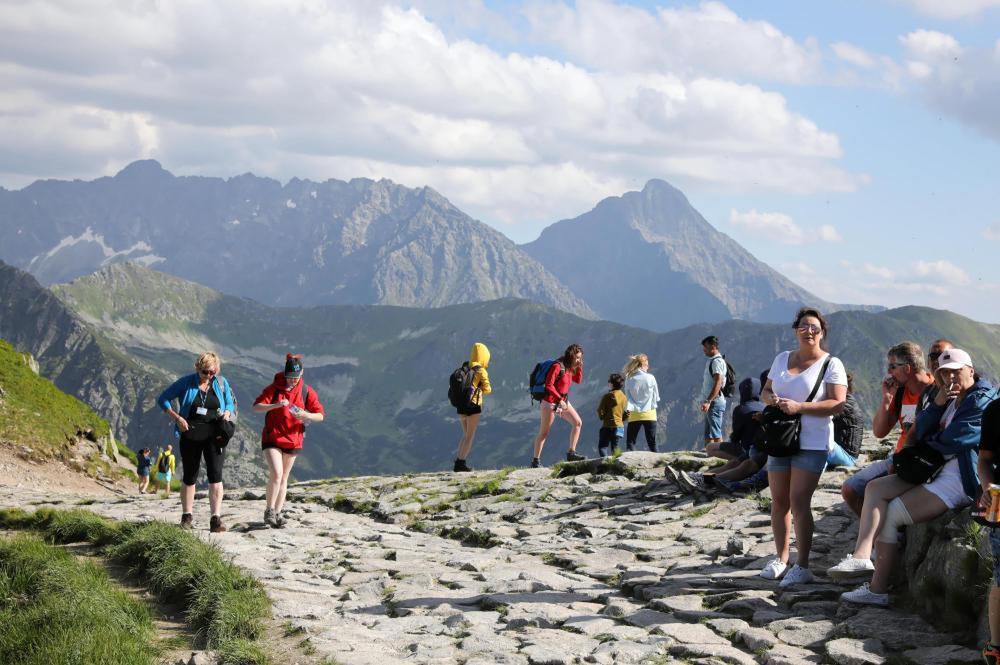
[262,442,301,455]
[457,404,482,416]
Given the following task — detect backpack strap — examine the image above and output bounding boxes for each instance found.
[805,356,834,404]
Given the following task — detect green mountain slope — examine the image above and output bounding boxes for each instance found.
[52,263,1000,480]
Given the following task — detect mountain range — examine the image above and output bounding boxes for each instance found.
[0,162,875,332]
[3,261,994,482]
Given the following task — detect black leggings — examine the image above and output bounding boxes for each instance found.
[179,435,225,485]
[626,420,657,452]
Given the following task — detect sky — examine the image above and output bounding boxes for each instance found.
[1,0,999,321]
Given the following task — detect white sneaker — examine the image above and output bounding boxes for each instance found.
[760,558,787,580]
[841,583,889,606]
[827,554,875,580]
[778,564,815,587]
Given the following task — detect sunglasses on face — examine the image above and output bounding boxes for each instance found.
[199,369,217,377]
[797,324,821,334]
[887,363,909,370]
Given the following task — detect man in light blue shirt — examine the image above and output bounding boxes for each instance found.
[699,336,727,447]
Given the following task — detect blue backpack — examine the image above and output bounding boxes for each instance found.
[528,360,565,402]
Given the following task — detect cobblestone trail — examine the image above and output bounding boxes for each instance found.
[2,450,984,665]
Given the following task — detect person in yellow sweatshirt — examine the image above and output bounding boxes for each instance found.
[153,444,176,496]
[454,342,491,472]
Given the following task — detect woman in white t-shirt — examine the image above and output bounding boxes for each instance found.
[759,308,848,588]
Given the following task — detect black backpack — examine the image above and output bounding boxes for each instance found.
[721,356,737,398]
[448,362,478,409]
[157,453,171,473]
[833,393,864,457]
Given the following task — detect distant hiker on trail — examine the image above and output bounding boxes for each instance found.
[531,344,584,468]
[158,351,236,533]
[449,342,491,473]
[759,308,847,588]
[596,373,627,457]
[841,340,939,517]
[136,447,152,494]
[153,445,175,496]
[623,354,660,452]
[253,354,325,528]
[827,372,864,468]
[699,336,728,448]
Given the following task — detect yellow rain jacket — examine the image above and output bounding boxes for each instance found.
[469,342,492,406]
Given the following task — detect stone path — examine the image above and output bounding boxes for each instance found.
[1,449,985,665]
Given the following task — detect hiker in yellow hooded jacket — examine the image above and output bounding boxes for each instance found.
[454,342,491,472]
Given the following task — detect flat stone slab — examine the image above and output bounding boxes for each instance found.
[826,638,886,665]
[902,645,981,665]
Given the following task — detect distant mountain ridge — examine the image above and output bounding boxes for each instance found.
[522,179,877,331]
[34,262,1000,480]
[0,160,593,317]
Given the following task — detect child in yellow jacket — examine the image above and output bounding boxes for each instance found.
[596,373,627,457]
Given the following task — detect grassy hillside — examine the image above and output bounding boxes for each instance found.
[0,338,110,451]
[51,264,1000,480]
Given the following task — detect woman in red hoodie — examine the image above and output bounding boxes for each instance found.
[531,343,585,468]
[252,354,325,528]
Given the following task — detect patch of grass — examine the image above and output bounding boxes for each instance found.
[685,505,714,519]
[869,443,892,462]
[216,638,271,665]
[2,507,272,661]
[440,525,501,548]
[0,534,158,665]
[457,467,515,500]
[966,520,985,549]
[750,491,772,513]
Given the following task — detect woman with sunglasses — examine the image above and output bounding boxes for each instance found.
[759,308,847,587]
[158,351,236,533]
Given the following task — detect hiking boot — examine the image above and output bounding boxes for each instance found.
[982,643,1000,665]
[264,507,278,528]
[274,511,287,528]
[779,564,815,588]
[678,470,706,491]
[530,457,542,469]
[759,558,787,580]
[180,513,194,530]
[827,554,875,580]
[566,451,586,462]
[209,515,227,534]
[453,458,472,473]
[841,583,888,606]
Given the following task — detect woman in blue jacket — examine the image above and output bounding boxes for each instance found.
[623,354,660,452]
[158,351,236,533]
[829,348,998,605]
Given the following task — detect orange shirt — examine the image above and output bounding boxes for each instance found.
[894,387,922,453]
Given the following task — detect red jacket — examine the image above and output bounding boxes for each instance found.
[254,373,325,449]
[543,361,583,404]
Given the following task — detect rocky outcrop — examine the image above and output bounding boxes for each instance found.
[4,444,988,665]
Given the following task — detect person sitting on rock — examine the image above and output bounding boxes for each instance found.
[831,348,998,606]
[977,391,1000,665]
[707,376,764,463]
[840,341,938,516]
[702,376,768,493]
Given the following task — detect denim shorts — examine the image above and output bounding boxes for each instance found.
[843,458,892,496]
[703,398,726,439]
[990,528,1000,586]
[767,449,828,474]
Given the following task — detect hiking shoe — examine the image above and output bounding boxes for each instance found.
[453,458,472,473]
[180,513,194,530]
[759,558,787,580]
[779,564,815,588]
[566,451,586,462]
[264,507,278,528]
[841,583,888,606]
[530,457,541,468]
[827,554,875,580]
[274,511,287,528]
[209,515,227,534]
[679,471,706,491]
[982,642,1000,665]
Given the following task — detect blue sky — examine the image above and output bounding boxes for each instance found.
[1,0,999,320]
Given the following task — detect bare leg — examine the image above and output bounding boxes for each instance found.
[532,405,556,458]
[769,469,792,563]
[264,448,284,510]
[789,467,823,568]
[841,483,864,517]
[275,452,297,513]
[180,483,195,514]
[208,481,223,516]
[716,458,759,481]
[561,403,583,452]
[853,474,914,559]
[456,414,480,461]
[869,486,947,593]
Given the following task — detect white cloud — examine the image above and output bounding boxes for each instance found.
[0,0,866,228]
[897,0,1000,19]
[913,260,972,286]
[524,0,823,84]
[862,263,896,280]
[729,209,843,245]
[900,30,963,60]
[983,224,1000,239]
[831,42,876,69]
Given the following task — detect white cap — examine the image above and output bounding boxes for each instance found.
[936,348,973,371]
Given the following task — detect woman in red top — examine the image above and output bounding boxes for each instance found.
[531,343,585,468]
[252,354,325,528]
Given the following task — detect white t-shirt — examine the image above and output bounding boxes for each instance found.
[767,351,848,452]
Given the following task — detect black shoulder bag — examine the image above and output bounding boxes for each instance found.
[892,402,950,485]
[754,356,833,458]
